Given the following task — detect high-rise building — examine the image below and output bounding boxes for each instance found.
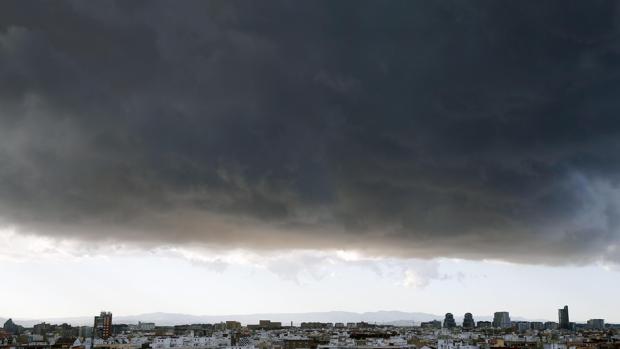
[587,319,605,330]
[462,313,475,329]
[94,311,112,339]
[492,312,511,329]
[558,306,570,330]
[2,319,20,335]
[443,313,456,329]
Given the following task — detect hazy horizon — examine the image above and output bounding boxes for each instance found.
[0,309,561,327]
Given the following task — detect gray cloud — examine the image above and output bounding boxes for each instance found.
[1,1,620,264]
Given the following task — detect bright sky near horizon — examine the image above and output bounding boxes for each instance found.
[1,229,618,322]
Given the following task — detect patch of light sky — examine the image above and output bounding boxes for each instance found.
[0,228,618,322]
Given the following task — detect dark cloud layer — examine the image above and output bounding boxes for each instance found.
[2,1,620,264]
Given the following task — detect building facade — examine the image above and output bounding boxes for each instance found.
[587,319,605,329]
[492,312,511,329]
[94,311,113,339]
[462,313,475,329]
[443,313,456,329]
[558,306,570,330]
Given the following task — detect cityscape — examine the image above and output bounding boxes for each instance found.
[1,306,618,349]
[2,4,620,349]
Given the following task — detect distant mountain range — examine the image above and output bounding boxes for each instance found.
[1,311,550,327]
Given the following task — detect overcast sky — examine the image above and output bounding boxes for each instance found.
[1,1,620,321]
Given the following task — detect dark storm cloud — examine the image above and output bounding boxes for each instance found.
[2,0,620,263]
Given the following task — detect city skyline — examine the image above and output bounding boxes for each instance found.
[0,305,613,327]
[3,308,617,349]
[0,305,613,329]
